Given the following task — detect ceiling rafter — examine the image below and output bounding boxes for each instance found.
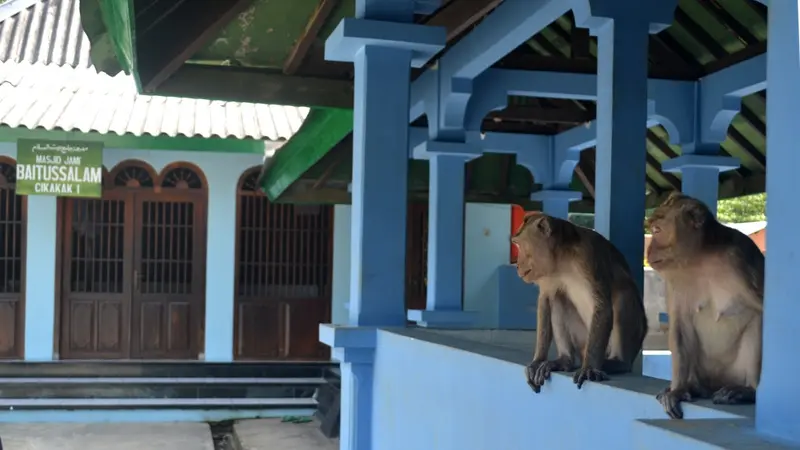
[284,0,340,76]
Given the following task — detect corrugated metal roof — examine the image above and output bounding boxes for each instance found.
[0,62,310,141]
[0,0,90,68]
[0,0,310,142]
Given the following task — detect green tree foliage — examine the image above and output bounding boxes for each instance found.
[568,192,766,234]
[717,193,766,223]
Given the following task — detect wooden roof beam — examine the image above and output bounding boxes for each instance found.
[136,0,256,93]
[422,0,503,43]
[284,0,341,76]
[154,64,355,109]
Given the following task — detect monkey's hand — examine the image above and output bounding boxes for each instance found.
[572,365,609,389]
[525,357,572,393]
[656,386,696,419]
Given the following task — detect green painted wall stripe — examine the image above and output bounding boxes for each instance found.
[261,108,353,200]
[0,127,266,154]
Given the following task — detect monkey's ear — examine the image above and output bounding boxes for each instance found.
[683,204,707,229]
[661,190,682,207]
[535,217,552,236]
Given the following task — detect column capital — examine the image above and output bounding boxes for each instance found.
[326,18,446,67]
[411,139,482,161]
[319,324,378,364]
[572,0,678,34]
[661,154,740,174]
[530,189,583,203]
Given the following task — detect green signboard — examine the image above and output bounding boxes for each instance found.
[15,139,104,197]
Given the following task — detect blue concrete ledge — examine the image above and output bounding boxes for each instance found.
[633,418,798,449]
[407,309,479,328]
[370,328,753,450]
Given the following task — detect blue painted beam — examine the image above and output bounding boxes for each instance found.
[699,53,766,144]
[436,0,569,79]
[409,0,571,121]
[413,0,442,15]
[415,50,768,146]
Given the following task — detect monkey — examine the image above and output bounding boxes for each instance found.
[646,192,764,419]
[511,212,648,393]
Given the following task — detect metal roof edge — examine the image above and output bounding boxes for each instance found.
[0,0,40,23]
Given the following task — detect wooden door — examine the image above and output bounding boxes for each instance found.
[130,193,205,359]
[0,160,26,359]
[60,192,133,359]
[60,163,207,360]
[233,169,332,361]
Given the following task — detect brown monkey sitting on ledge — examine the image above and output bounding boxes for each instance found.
[647,192,763,419]
[511,213,647,393]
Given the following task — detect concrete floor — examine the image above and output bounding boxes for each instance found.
[235,419,338,450]
[0,422,213,450]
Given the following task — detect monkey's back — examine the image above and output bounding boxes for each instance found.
[565,223,648,364]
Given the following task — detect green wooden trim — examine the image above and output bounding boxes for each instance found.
[0,127,266,154]
[98,0,137,79]
[260,108,353,200]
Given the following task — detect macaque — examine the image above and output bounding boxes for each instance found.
[646,192,763,419]
[511,212,648,393]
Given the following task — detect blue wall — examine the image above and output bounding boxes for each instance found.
[0,142,264,361]
[370,329,748,450]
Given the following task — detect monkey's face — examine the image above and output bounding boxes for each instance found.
[511,215,556,283]
[647,195,710,271]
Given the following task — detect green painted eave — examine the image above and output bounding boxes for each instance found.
[79,0,137,81]
[260,108,353,200]
[0,127,265,154]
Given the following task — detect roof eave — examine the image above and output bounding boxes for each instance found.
[259,108,354,201]
[79,0,138,82]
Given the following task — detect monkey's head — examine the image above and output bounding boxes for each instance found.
[511,212,576,283]
[646,192,714,272]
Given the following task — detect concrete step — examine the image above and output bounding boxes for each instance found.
[0,361,335,379]
[0,397,318,409]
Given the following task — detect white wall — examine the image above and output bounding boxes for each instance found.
[330,203,512,326]
[0,142,263,360]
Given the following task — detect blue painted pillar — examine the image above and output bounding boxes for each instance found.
[661,149,740,217]
[757,0,800,444]
[321,5,445,450]
[347,45,412,327]
[574,0,677,293]
[24,195,57,361]
[408,149,479,327]
[337,348,375,449]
